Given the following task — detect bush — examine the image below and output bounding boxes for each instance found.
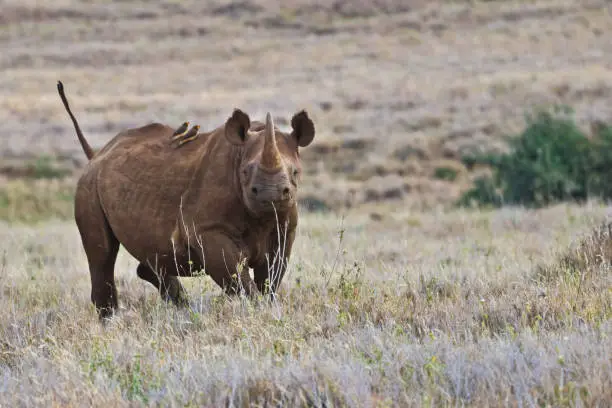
[584,123,612,198]
[456,176,502,208]
[433,166,458,182]
[458,106,612,208]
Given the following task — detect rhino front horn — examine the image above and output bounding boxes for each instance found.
[260,112,282,170]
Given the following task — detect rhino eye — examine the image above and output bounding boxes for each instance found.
[293,168,299,177]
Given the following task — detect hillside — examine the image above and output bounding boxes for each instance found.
[1,0,611,212]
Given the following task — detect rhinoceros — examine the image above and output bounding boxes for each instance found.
[56,81,315,319]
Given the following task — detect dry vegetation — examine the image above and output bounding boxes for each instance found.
[1,0,612,406]
[1,203,611,406]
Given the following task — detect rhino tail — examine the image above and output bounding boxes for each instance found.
[57,80,95,160]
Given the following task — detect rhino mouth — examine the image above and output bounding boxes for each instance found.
[258,197,293,209]
[246,195,294,215]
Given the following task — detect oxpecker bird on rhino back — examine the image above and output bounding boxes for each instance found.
[56,80,316,320]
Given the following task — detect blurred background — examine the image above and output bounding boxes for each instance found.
[1,0,611,221]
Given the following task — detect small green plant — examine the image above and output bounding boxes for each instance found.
[357,346,383,367]
[83,340,159,404]
[433,166,458,182]
[423,355,445,387]
[335,261,364,300]
[123,354,148,403]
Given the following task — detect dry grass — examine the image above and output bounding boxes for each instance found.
[0,179,76,223]
[1,202,610,406]
[1,0,612,406]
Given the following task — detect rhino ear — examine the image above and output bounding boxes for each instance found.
[225,109,251,145]
[290,110,315,147]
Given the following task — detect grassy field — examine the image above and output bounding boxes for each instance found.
[1,202,611,406]
[1,0,612,406]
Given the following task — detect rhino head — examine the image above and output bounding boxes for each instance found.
[224,109,315,216]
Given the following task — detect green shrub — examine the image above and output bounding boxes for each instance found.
[433,166,458,182]
[456,176,502,208]
[584,124,612,198]
[458,106,612,208]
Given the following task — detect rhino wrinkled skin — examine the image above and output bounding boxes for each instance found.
[57,81,315,320]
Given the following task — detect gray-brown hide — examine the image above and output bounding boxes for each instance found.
[56,81,315,319]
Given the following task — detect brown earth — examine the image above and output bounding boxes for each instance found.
[1,0,611,211]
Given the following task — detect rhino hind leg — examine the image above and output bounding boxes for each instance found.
[76,204,120,320]
[88,237,120,320]
[136,263,189,307]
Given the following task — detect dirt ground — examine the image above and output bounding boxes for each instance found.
[1,0,611,210]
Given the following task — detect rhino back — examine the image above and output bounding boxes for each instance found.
[92,123,210,264]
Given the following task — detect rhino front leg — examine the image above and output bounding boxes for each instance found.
[136,263,189,307]
[193,233,258,297]
[254,226,296,295]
